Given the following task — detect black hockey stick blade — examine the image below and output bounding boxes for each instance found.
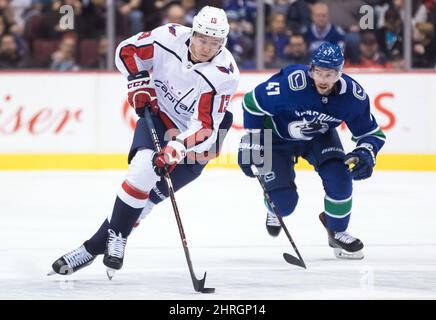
[192,272,215,293]
[283,253,306,269]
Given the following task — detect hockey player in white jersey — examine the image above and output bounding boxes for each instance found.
[49,6,239,278]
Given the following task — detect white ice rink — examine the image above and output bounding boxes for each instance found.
[1,168,435,299]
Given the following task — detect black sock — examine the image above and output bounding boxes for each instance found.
[108,196,142,237]
[84,219,110,255]
[83,197,142,254]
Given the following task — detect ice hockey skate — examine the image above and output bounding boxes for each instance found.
[48,245,97,276]
[319,212,364,260]
[103,229,127,280]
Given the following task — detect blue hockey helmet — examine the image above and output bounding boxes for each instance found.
[311,42,344,72]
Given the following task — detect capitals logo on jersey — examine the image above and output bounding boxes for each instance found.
[288,118,329,140]
[138,31,151,40]
[168,24,177,36]
[217,63,234,74]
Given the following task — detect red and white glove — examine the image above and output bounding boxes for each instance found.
[152,140,186,176]
[127,70,158,117]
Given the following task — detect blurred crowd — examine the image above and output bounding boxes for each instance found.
[0,0,435,70]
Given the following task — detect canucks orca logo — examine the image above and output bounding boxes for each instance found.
[288,118,329,140]
[217,63,234,74]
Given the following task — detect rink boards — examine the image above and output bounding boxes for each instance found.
[0,71,435,170]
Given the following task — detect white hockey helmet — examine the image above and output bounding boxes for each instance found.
[191,6,229,46]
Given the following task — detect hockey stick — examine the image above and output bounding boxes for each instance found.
[143,107,215,293]
[251,165,306,269]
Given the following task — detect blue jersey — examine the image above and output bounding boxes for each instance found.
[242,65,386,155]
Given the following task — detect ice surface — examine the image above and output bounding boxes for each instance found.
[0,169,435,299]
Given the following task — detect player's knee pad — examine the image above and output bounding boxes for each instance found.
[268,187,299,217]
[126,149,160,190]
[319,159,352,200]
[117,149,160,208]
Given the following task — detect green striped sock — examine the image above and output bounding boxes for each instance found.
[324,195,352,218]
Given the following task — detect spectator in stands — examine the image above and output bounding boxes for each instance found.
[269,0,292,15]
[81,0,109,39]
[285,0,311,34]
[303,2,345,54]
[0,0,16,31]
[346,30,390,69]
[425,0,436,28]
[37,0,83,39]
[284,33,310,65]
[49,34,79,70]
[118,0,144,35]
[10,0,32,35]
[96,36,107,69]
[81,0,132,38]
[163,3,187,25]
[0,33,30,68]
[223,0,256,40]
[322,0,372,64]
[413,22,436,68]
[264,40,287,69]
[0,12,28,58]
[138,0,161,30]
[376,0,428,29]
[374,0,390,27]
[0,14,9,37]
[29,0,53,13]
[88,36,108,69]
[266,0,311,34]
[376,6,404,62]
[323,0,368,31]
[180,0,196,25]
[226,9,254,67]
[266,11,290,59]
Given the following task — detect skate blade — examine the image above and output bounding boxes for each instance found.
[106,268,116,280]
[47,270,57,276]
[334,248,364,260]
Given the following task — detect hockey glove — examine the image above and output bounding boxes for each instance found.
[152,140,186,176]
[344,143,376,180]
[238,130,264,178]
[127,70,158,117]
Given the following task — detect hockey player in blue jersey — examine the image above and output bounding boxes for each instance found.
[238,42,386,259]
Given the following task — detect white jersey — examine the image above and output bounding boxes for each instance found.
[115,24,240,153]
